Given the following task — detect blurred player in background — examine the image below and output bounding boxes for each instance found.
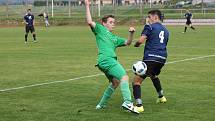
[43,12,50,27]
[38,12,50,27]
[132,10,169,113]
[24,9,37,43]
[85,0,139,114]
[183,9,196,33]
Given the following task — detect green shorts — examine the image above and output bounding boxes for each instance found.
[97,57,126,81]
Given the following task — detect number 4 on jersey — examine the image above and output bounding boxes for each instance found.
[159,31,164,43]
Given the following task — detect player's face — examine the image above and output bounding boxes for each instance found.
[148,14,155,24]
[103,17,115,32]
[27,10,31,14]
[148,14,159,24]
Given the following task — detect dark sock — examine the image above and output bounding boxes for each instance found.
[191,26,195,30]
[33,34,36,41]
[184,27,187,32]
[151,77,164,98]
[133,84,142,106]
[25,34,28,42]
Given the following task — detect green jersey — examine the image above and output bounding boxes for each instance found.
[91,22,126,63]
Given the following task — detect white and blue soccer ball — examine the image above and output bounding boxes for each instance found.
[132,61,147,76]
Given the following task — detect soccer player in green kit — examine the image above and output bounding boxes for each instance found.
[85,0,139,114]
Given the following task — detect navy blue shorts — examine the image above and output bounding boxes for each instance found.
[141,61,164,78]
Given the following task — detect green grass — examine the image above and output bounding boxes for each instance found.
[0,25,215,121]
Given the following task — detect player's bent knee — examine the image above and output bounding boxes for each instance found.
[150,75,158,80]
[132,75,143,85]
[120,75,129,81]
[111,78,120,88]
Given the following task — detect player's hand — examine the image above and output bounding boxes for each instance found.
[134,42,141,47]
[129,27,135,33]
[145,18,150,25]
[85,0,90,6]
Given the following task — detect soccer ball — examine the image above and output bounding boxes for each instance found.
[132,61,147,76]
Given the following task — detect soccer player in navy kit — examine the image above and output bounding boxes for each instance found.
[183,9,195,33]
[24,9,37,43]
[132,10,169,112]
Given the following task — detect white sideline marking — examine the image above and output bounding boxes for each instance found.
[0,55,215,93]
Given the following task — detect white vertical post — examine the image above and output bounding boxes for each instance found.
[98,0,101,17]
[201,0,204,14]
[52,0,54,18]
[46,0,48,12]
[139,0,143,18]
[150,0,152,8]
[69,0,71,17]
[6,0,9,18]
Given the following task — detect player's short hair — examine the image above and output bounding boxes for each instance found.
[148,10,162,20]
[27,9,31,12]
[101,15,115,23]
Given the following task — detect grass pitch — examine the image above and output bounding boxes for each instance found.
[0,25,214,121]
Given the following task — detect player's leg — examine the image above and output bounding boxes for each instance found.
[150,76,167,103]
[31,26,37,42]
[151,76,163,98]
[183,24,188,33]
[108,64,132,103]
[132,75,145,112]
[190,24,195,30]
[108,63,139,114]
[96,76,119,109]
[25,26,29,43]
[45,19,50,27]
[148,62,167,103]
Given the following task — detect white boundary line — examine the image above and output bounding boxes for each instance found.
[0,54,215,93]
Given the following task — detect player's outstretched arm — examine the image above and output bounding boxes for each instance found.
[125,27,135,46]
[134,35,147,47]
[23,17,28,25]
[33,19,35,26]
[85,0,95,28]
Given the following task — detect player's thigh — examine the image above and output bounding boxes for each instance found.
[98,66,119,89]
[144,61,164,77]
[25,26,30,33]
[30,26,35,33]
[107,62,127,81]
[186,21,191,26]
[97,65,114,82]
[133,75,144,85]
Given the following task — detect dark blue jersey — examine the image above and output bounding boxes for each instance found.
[141,22,169,63]
[185,12,192,21]
[24,13,34,26]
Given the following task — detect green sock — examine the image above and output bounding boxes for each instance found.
[98,83,115,106]
[120,80,132,104]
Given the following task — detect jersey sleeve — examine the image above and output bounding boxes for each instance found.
[32,15,34,20]
[141,25,152,38]
[91,22,102,35]
[24,15,27,20]
[116,36,126,47]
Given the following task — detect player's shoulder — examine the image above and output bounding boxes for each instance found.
[151,22,163,28]
[95,22,103,27]
[144,24,152,30]
[95,22,108,32]
[153,23,169,32]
